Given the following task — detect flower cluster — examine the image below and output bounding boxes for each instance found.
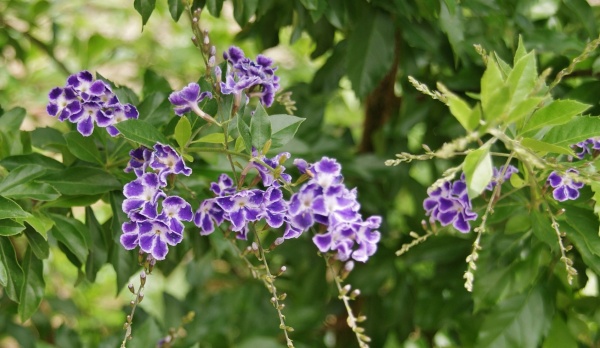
[218,46,280,107]
[424,177,477,233]
[47,70,139,137]
[571,137,600,159]
[486,165,518,190]
[196,156,382,263]
[120,143,193,260]
[547,169,584,202]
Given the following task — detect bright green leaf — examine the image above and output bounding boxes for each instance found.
[23,213,53,240]
[0,196,32,220]
[114,119,169,148]
[270,115,305,148]
[509,173,526,189]
[506,97,543,123]
[521,138,574,156]
[193,133,233,144]
[249,104,271,152]
[50,214,90,265]
[0,236,23,302]
[43,167,121,195]
[237,115,252,155]
[542,116,600,147]
[442,87,478,131]
[64,132,103,164]
[346,10,395,98]
[0,164,46,193]
[481,56,505,117]
[477,287,551,348]
[134,0,156,27]
[0,219,25,236]
[514,35,528,64]
[506,51,537,107]
[521,100,590,135]
[463,147,493,198]
[483,85,511,121]
[174,116,192,148]
[2,182,61,201]
[234,136,245,153]
[18,247,45,322]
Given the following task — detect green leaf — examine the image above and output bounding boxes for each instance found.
[531,210,557,248]
[127,318,163,348]
[234,136,245,153]
[481,56,505,119]
[2,182,61,201]
[108,192,138,293]
[270,115,306,148]
[206,0,224,16]
[50,214,90,265]
[63,132,103,164]
[563,205,600,275]
[514,35,528,64]
[250,104,272,151]
[483,85,511,121]
[174,116,192,148]
[463,147,493,198]
[168,0,185,21]
[237,112,252,155]
[520,100,590,135]
[506,97,543,124]
[521,138,574,156]
[23,212,53,240]
[142,70,172,97]
[232,0,258,26]
[43,167,121,195]
[0,153,64,171]
[442,87,478,131]
[0,219,25,236]
[85,207,109,282]
[0,164,46,193]
[114,119,169,148]
[24,226,49,260]
[193,133,233,144]
[134,0,156,27]
[477,287,551,348]
[439,1,464,59]
[506,51,537,107]
[542,116,600,147]
[0,236,23,302]
[18,247,45,322]
[0,196,32,220]
[346,10,395,98]
[0,107,26,130]
[542,315,578,348]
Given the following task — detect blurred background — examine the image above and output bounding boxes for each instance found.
[2,0,600,347]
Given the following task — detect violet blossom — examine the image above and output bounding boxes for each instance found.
[168,82,212,116]
[547,169,585,202]
[423,177,478,233]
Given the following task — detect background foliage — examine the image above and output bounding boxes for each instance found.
[2,0,600,347]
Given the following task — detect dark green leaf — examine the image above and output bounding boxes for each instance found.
[0,153,64,171]
[42,194,104,208]
[50,214,90,265]
[477,287,551,348]
[0,196,32,219]
[174,116,192,148]
[346,9,395,98]
[134,0,156,27]
[85,207,108,282]
[439,1,464,59]
[18,247,45,322]
[233,0,258,26]
[168,0,185,21]
[24,226,49,260]
[0,107,26,129]
[542,315,578,348]
[2,181,61,201]
[142,69,172,98]
[30,127,67,151]
[43,167,121,195]
[250,104,272,151]
[127,318,162,348]
[0,164,46,193]
[531,210,557,249]
[0,219,25,236]
[114,119,169,148]
[237,113,252,155]
[521,100,590,135]
[109,192,138,293]
[563,206,600,275]
[270,115,305,148]
[0,236,23,302]
[64,132,104,164]
[542,116,600,147]
[206,0,224,16]
[463,147,493,198]
[137,92,172,126]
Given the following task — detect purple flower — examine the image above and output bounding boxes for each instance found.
[66,71,109,101]
[220,46,280,107]
[485,165,519,191]
[125,146,153,177]
[424,178,478,233]
[251,151,292,187]
[168,83,212,116]
[313,216,382,263]
[194,198,226,235]
[106,103,139,136]
[571,137,600,159]
[288,183,322,230]
[547,169,584,202]
[261,187,287,228]
[149,143,192,185]
[120,221,140,250]
[68,101,111,136]
[138,220,183,260]
[210,174,236,196]
[157,196,193,234]
[122,173,166,221]
[47,87,81,121]
[216,189,264,232]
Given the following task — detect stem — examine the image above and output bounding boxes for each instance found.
[186,146,251,160]
[120,269,149,348]
[324,255,370,348]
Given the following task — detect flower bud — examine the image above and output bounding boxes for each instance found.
[128,283,135,294]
